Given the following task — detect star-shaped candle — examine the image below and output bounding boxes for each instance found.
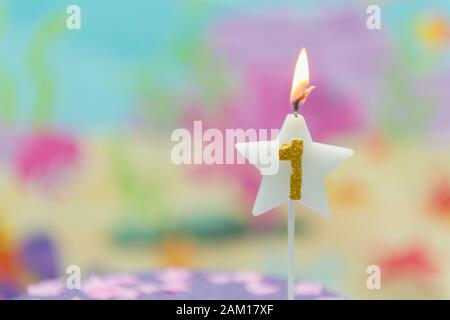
[236,48,353,300]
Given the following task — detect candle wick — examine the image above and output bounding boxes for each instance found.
[293,99,300,117]
[292,85,316,117]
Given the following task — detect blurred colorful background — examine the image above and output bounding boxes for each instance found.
[1,0,450,299]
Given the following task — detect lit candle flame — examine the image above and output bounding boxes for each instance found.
[290,48,315,105]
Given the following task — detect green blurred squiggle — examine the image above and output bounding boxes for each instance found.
[109,140,170,230]
[0,7,15,122]
[27,14,65,126]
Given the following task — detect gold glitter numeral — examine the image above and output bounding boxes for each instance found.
[279,139,303,200]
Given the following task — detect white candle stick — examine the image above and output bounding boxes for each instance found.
[288,199,295,300]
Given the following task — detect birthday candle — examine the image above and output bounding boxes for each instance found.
[236,48,354,299]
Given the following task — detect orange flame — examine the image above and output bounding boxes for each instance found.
[290,48,314,104]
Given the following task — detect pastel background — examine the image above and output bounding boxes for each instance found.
[1,0,450,299]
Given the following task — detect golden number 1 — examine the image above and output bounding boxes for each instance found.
[279,139,303,200]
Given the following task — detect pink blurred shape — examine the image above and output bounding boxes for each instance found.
[207,271,265,285]
[208,9,373,141]
[160,281,190,294]
[378,246,439,282]
[206,272,234,284]
[156,268,192,282]
[244,281,278,296]
[27,279,65,297]
[14,130,79,186]
[82,275,144,300]
[232,271,264,284]
[137,284,159,295]
[429,178,450,216]
[157,268,192,294]
[295,282,323,295]
[206,270,277,295]
[103,274,140,286]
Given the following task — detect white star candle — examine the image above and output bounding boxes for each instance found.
[235,48,353,300]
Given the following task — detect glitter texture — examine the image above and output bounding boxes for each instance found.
[279,139,303,200]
